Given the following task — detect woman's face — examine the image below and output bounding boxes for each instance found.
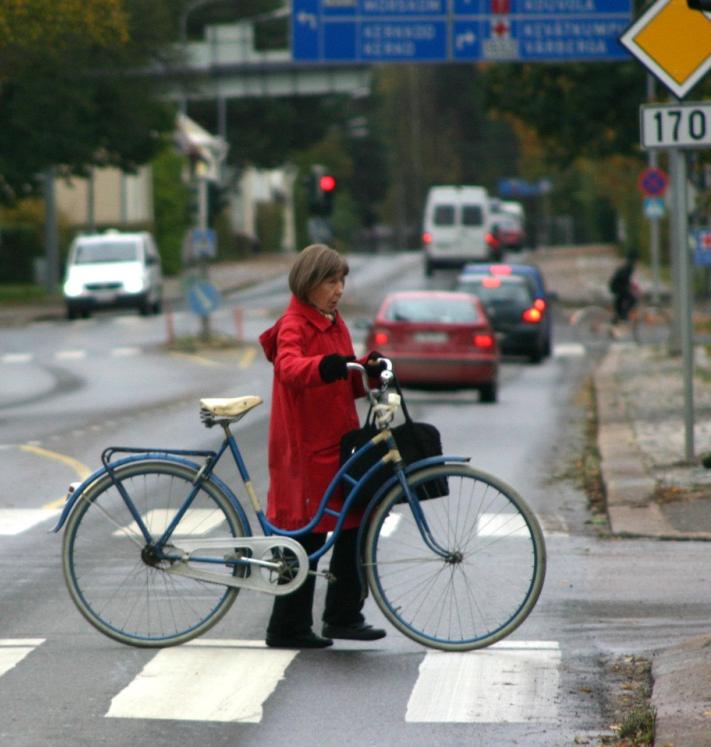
[308,273,345,314]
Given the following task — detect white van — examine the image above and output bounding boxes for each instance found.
[422,186,493,276]
[63,230,163,319]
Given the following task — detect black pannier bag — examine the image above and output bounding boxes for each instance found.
[340,378,448,507]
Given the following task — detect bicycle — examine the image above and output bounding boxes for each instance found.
[52,360,546,652]
[570,297,671,347]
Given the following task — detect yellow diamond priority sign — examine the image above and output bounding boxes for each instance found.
[620,0,711,99]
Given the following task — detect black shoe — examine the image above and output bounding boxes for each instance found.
[322,621,387,641]
[265,630,333,649]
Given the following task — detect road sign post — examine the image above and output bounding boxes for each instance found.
[623,0,710,463]
[637,102,702,461]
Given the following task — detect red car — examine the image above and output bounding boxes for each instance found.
[364,290,500,402]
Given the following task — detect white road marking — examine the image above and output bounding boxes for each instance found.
[477,512,530,538]
[55,350,87,361]
[114,509,230,538]
[111,347,141,357]
[406,641,560,723]
[553,342,585,358]
[0,508,60,535]
[106,640,297,722]
[1,353,33,364]
[0,640,45,677]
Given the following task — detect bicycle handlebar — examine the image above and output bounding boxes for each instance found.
[347,358,394,408]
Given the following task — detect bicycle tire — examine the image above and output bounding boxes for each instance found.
[62,460,247,647]
[570,305,613,347]
[632,303,671,345]
[364,464,546,651]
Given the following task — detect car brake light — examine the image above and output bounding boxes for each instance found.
[474,333,494,349]
[534,298,546,311]
[374,330,389,345]
[481,276,501,288]
[490,264,512,275]
[522,307,542,323]
[422,232,432,245]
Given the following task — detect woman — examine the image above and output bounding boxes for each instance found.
[259,243,386,649]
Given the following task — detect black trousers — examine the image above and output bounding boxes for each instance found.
[266,528,365,636]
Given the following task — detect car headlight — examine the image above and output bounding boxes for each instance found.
[63,279,84,297]
[123,276,145,294]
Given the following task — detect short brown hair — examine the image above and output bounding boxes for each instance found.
[288,244,349,302]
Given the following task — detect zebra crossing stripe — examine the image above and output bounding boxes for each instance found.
[405,641,560,723]
[106,640,297,723]
[0,508,60,535]
[0,639,45,677]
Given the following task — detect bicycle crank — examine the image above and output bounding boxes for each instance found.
[165,536,309,596]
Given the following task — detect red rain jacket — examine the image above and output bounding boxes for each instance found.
[259,295,368,532]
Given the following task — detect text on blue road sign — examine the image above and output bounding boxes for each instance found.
[292,0,633,62]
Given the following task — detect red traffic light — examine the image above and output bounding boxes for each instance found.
[319,175,336,192]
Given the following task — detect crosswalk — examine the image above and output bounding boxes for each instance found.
[0,338,586,367]
[0,637,561,724]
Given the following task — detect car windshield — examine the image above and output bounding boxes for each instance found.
[457,279,531,306]
[73,242,139,263]
[384,297,479,323]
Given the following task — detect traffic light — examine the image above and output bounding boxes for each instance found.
[688,0,711,9]
[308,165,337,216]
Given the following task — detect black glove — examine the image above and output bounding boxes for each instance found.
[365,351,387,378]
[319,354,355,383]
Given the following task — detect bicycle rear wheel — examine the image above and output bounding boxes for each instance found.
[364,464,546,651]
[571,305,613,347]
[62,460,247,647]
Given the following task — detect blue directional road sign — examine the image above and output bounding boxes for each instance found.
[187,279,221,317]
[292,0,633,63]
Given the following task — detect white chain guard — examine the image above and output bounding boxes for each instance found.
[165,536,309,596]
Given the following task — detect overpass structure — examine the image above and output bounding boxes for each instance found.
[158,21,372,102]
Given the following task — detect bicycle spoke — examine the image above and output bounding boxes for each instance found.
[365,465,546,651]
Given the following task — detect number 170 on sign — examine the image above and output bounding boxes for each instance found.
[640,102,711,148]
[641,102,711,149]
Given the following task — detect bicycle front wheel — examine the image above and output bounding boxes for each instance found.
[63,460,247,647]
[364,464,546,651]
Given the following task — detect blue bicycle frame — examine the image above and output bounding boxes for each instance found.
[52,424,467,569]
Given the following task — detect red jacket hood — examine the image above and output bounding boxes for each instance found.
[259,296,337,363]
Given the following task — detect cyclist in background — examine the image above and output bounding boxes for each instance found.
[609,252,639,324]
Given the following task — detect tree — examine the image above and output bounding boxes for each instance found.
[0,0,182,202]
[483,61,647,166]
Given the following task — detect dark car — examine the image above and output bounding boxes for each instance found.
[460,262,553,356]
[455,273,548,363]
[364,290,500,402]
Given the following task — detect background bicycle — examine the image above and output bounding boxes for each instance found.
[570,294,671,348]
[53,361,546,653]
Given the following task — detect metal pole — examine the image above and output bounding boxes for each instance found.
[670,148,695,462]
[646,75,661,304]
[43,167,59,294]
[668,146,681,355]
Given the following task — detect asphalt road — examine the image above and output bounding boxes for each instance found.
[3,251,711,745]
